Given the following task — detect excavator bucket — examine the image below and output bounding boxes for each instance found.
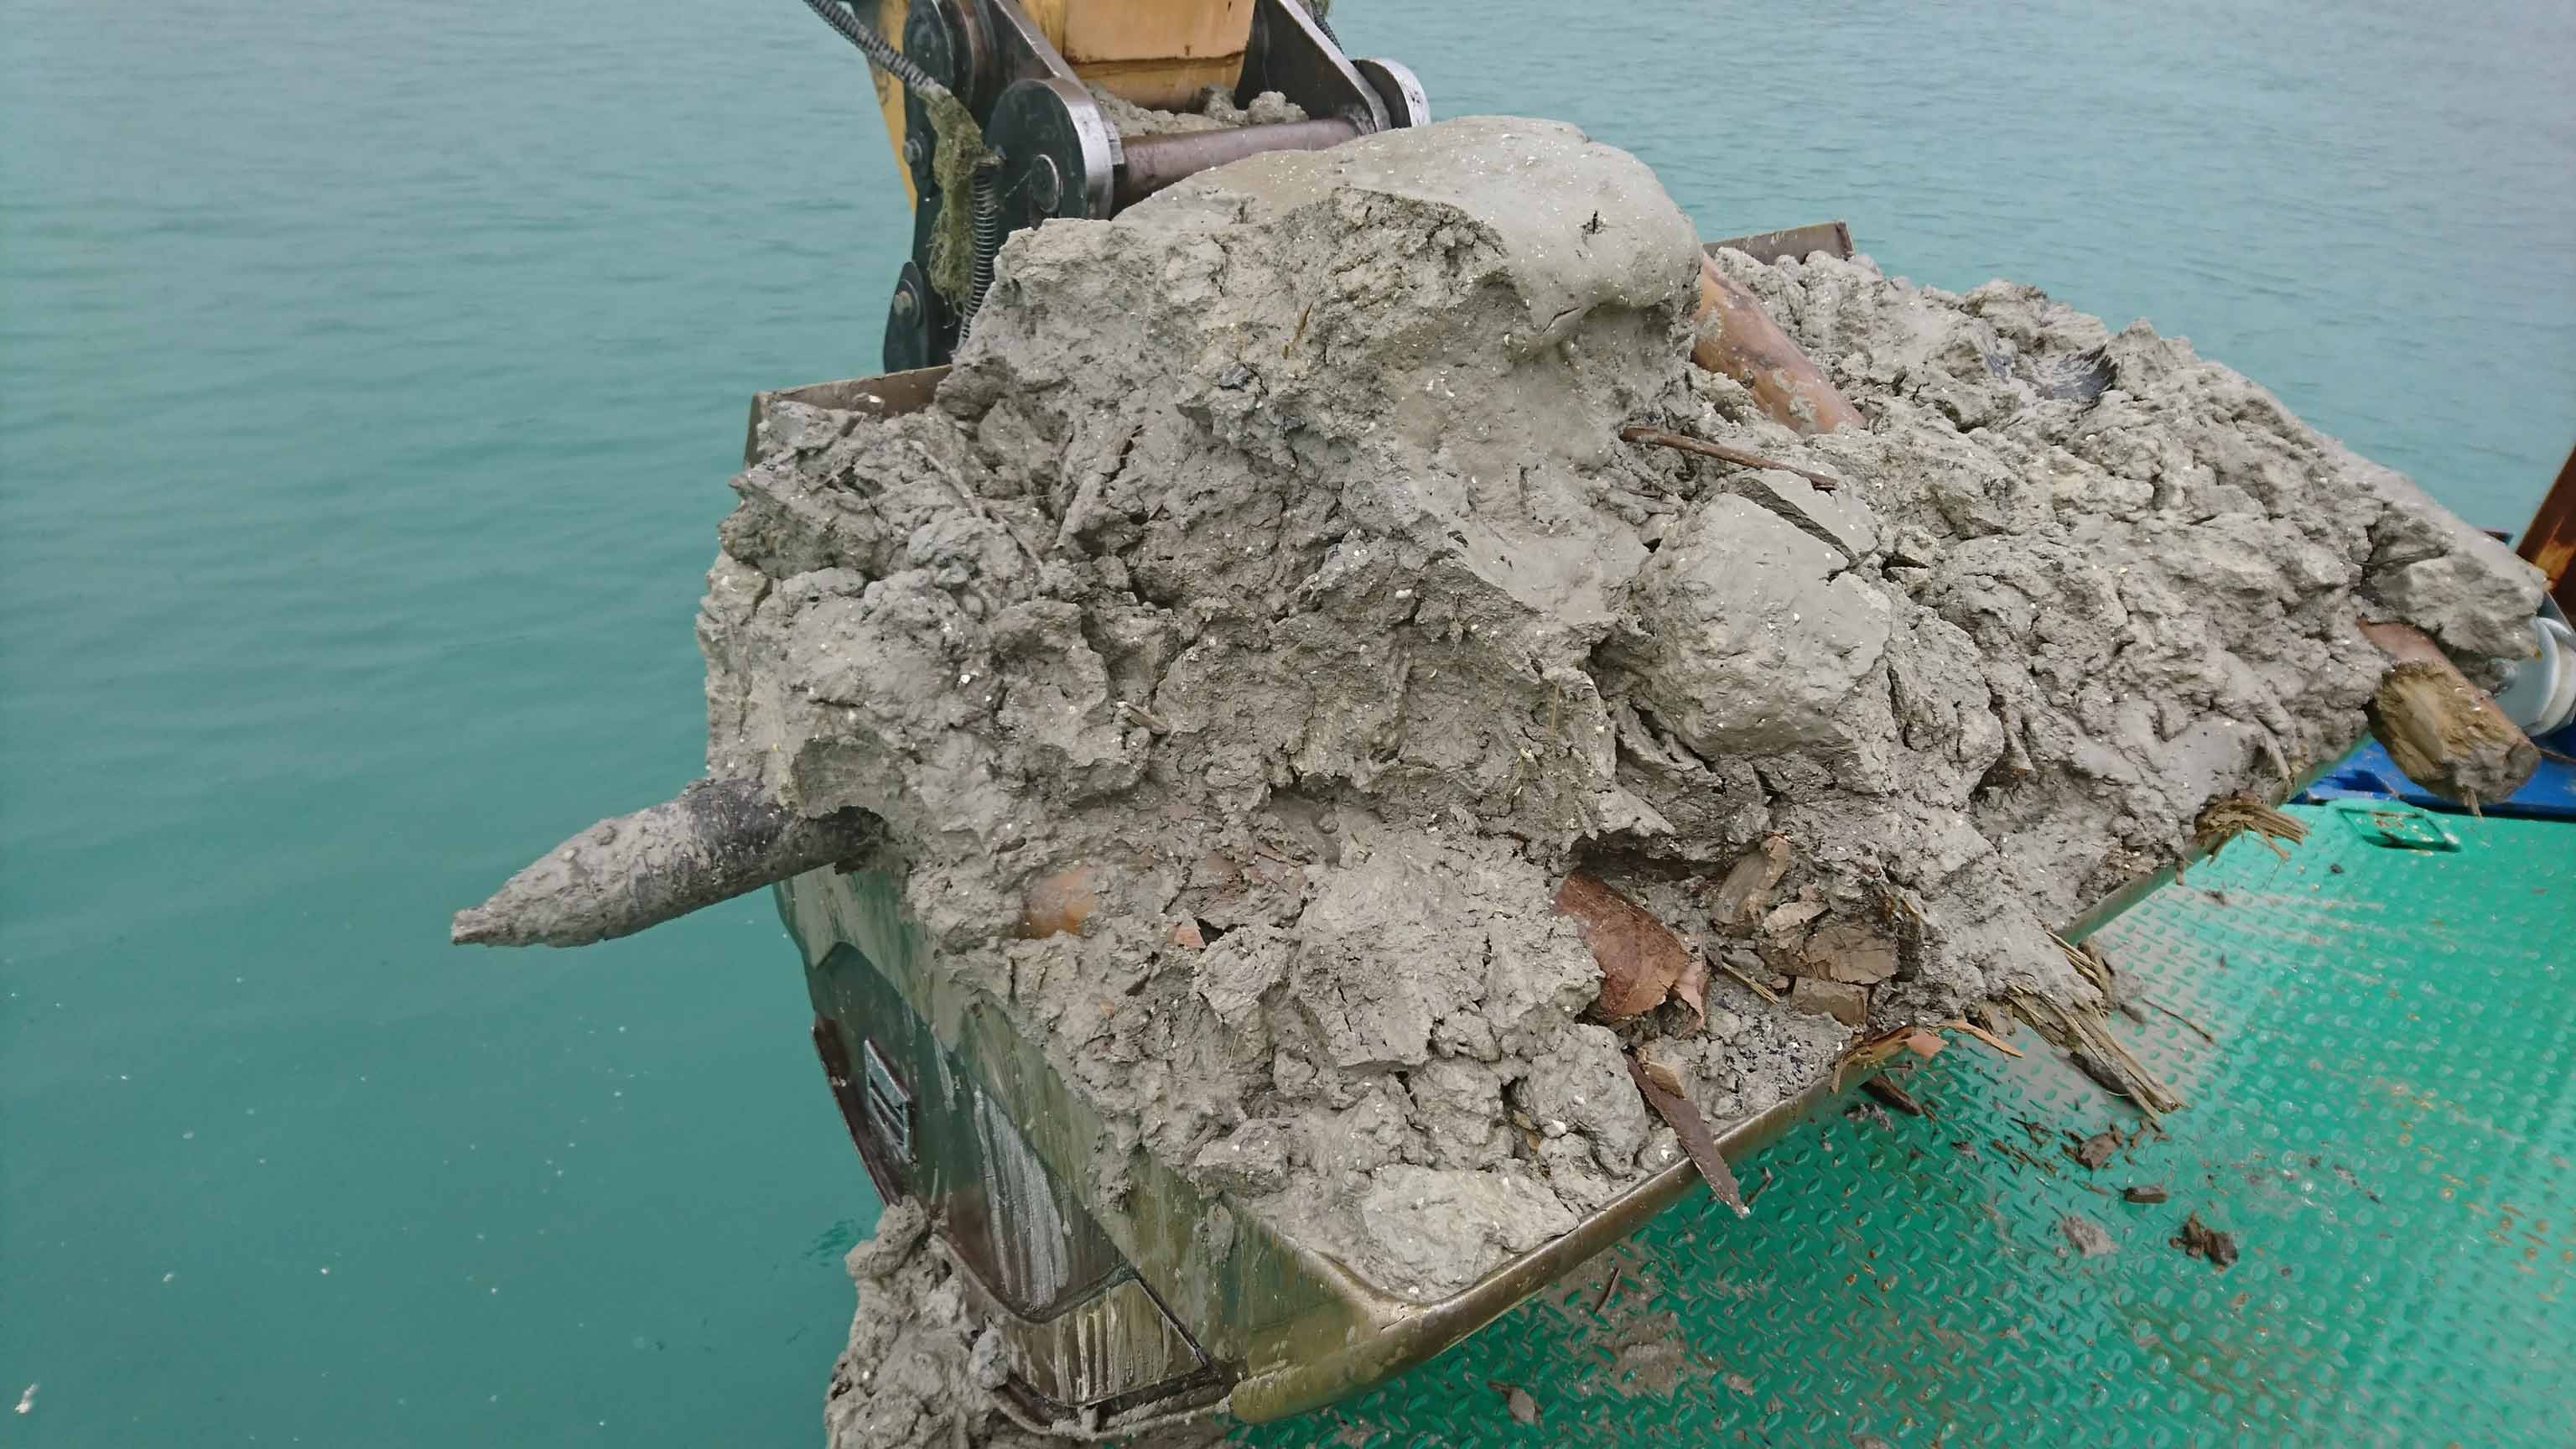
[743,348,1859,1425]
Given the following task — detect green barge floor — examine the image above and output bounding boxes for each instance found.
[1237,802,2576,1447]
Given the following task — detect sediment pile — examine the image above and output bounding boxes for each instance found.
[454,113,2542,1442]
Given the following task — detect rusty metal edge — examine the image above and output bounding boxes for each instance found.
[744,365,953,463]
[2518,441,2576,615]
[1222,1066,1855,1424]
[1704,220,1854,267]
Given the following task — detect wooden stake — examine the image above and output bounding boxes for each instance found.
[1618,425,1841,491]
[1690,255,1865,435]
[452,780,880,948]
[2356,619,2538,805]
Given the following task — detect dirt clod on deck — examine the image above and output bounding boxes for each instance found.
[1485,1382,1540,1426]
[2059,1213,2119,1258]
[2067,1127,2121,1170]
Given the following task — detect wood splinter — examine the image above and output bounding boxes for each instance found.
[1619,424,1841,491]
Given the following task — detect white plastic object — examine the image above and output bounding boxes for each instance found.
[2492,613,2576,739]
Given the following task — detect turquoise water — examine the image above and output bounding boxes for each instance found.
[2,1,2568,1444]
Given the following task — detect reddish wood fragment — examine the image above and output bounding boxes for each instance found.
[1705,836,1793,934]
[1690,255,1863,435]
[1552,871,1690,1019]
[1018,867,1098,939]
[1671,954,1711,1028]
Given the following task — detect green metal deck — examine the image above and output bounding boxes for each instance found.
[1235,803,2576,1446]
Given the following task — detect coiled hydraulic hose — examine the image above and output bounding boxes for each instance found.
[952,165,1003,341]
[798,0,941,94]
[797,0,1000,341]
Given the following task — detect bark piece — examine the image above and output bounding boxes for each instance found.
[1639,1052,1686,1097]
[2066,1128,2118,1171]
[1706,836,1793,934]
[2171,1212,2240,1270]
[1760,896,1828,942]
[1789,976,1869,1026]
[1860,1076,1928,1118]
[451,779,878,948]
[1670,953,1711,1028]
[1806,921,1900,984]
[2007,986,2182,1120]
[1625,1054,1747,1215]
[1554,871,1690,1019]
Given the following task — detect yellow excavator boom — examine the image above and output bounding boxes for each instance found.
[866,0,1263,201]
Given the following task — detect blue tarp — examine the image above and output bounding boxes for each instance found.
[2301,730,2576,822]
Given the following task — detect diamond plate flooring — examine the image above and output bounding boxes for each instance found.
[1234,803,2576,1446]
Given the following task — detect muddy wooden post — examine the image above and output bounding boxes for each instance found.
[2357,619,2539,808]
[1690,253,1864,435]
[451,778,880,948]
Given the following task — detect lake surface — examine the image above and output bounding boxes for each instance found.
[3,0,2568,1442]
